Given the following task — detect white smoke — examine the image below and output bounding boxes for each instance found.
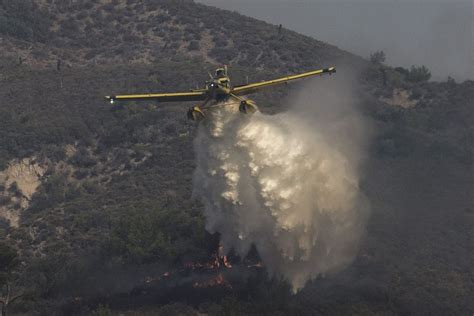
[193,75,370,291]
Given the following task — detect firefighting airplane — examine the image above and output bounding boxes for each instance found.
[105,66,336,121]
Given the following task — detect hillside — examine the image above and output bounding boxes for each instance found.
[0,0,355,70]
[0,0,473,315]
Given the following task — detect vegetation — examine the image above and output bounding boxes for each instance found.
[406,65,432,82]
[0,0,52,42]
[394,65,432,82]
[106,202,210,264]
[370,50,386,64]
[0,0,472,315]
[0,243,26,316]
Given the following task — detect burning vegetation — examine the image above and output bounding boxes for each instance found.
[143,244,263,290]
[193,273,232,290]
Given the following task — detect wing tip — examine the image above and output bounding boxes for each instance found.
[323,67,336,74]
[105,96,116,104]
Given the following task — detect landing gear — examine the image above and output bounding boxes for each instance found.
[229,93,259,115]
[187,106,205,121]
[187,98,211,121]
[187,96,259,122]
[239,100,259,114]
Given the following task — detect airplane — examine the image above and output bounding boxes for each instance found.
[105,65,336,121]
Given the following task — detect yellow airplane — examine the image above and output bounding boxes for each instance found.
[105,65,336,121]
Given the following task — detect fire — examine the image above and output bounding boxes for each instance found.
[145,276,161,284]
[143,271,170,284]
[143,244,263,289]
[247,262,264,268]
[193,273,232,289]
[222,255,232,268]
[184,252,233,271]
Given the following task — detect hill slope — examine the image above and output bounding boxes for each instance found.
[1,0,356,71]
[0,0,473,315]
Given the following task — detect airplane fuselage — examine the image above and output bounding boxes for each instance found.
[205,76,232,101]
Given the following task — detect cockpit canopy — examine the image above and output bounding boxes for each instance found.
[215,67,226,78]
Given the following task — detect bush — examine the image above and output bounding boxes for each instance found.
[188,40,200,51]
[0,196,11,206]
[395,67,410,76]
[209,47,238,63]
[0,242,18,275]
[0,0,52,41]
[0,15,33,40]
[28,173,68,212]
[91,304,112,316]
[106,203,208,264]
[70,148,96,168]
[407,65,431,82]
[76,11,88,20]
[8,182,22,197]
[370,50,386,64]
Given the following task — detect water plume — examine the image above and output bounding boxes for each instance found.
[193,75,370,291]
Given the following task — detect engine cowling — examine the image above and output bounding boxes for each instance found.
[239,99,259,114]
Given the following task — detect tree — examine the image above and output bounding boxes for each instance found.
[0,243,24,316]
[407,65,431,82]
[395,67,409,76]
[370,50,386,64]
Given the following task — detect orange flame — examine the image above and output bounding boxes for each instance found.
[193,273,232,289]
[222,255,232,268]
[142,245,263,289]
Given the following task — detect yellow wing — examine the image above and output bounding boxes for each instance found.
[105,91,207,104]
[231,67,336,96]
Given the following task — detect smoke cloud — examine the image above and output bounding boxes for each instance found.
[193,74,370,291]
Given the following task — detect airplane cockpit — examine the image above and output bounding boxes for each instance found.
[215,68,227,78]
[215,67,230,88]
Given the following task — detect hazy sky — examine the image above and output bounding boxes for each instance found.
[197,0,473,81]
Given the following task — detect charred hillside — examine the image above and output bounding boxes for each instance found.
[0,0,473,315]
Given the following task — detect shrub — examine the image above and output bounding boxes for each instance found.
[407,65,431,82]
[76,11,88,20]
[28,173,68,212]
[91,304,112,316]
[8,182,22,197]
[0,15,33,40]
[188,40,200,51]
[70,148,96,168]
[395,67,409,76]
[0,196,11,206]
[106,203,208,264]
[0,0,52,41]
[370,50,386,64]
[209,47,238,63]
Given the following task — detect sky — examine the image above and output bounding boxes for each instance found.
[197,0,473,81]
